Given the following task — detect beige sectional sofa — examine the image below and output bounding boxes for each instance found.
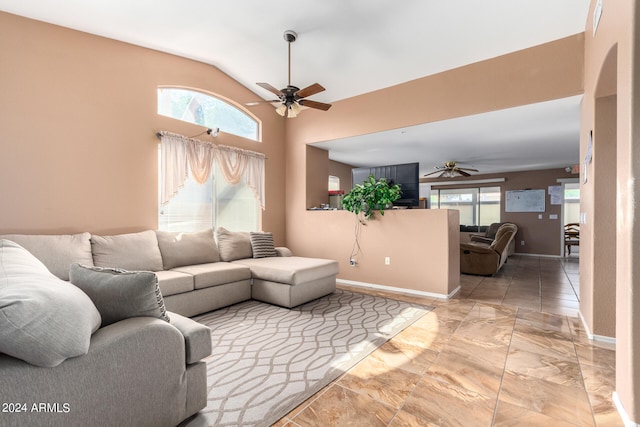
[0,228,338,426]
[3,228,339,316]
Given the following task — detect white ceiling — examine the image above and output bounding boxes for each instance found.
[314,95,583,176]
[0,0,590,175]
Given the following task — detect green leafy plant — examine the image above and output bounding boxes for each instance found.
[341,174,402,221]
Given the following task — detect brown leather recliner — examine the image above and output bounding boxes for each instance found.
[460,223,518,276]
[469,222,516,256]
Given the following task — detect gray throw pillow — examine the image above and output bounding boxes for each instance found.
[249,232,277,258]
[0,240,101,367]
[216,227,253,261]
[91,230,164,272]
[69,263,169,327]
[155,229,220,269]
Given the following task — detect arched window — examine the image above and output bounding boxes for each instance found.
[157,87,260,141]
[157,87,263,232]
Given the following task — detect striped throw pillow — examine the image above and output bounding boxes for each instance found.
[249,232,277,258]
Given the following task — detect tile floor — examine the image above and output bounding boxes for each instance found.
[274,255,622,426]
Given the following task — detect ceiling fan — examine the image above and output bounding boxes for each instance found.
[424,161,479,178]
[250,30,332,118]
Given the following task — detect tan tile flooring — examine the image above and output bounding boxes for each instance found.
[274,255,622,426]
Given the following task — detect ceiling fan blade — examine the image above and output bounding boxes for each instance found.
[298,99,332,111]
[423,170,442,177]
[256,83,283,97]
[296,83,325,99]
[458,167,479,172]
[458,170,471,177]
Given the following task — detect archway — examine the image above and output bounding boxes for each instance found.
[588,44,617,338]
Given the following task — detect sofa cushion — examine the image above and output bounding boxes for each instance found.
[69,263,170,327]
[216,227,252,261]
[172,262,252,289]
[0,232,93,281]
[249,232,277,259]
[0,240,101,367]
[156,229,220,269]
[91,230,164,272]
[233,256,339,286]
[155,270,195,297]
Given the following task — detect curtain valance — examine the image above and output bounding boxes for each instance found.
[158,131,266,209]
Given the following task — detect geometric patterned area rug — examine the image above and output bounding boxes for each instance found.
[186,289,432,427]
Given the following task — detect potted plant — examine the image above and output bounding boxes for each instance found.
[341,174,402,221]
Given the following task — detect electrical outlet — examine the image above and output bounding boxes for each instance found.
[349,258,357,267]
[385,257,390,265]
[521,240,525,246]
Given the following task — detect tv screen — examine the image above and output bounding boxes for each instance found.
[351,162,419,207]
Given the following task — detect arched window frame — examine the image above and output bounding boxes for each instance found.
[157,86,262,142]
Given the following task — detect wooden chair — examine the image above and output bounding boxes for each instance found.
[564,223,580,256]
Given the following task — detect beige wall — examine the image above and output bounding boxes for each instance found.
[328,160,354,193]
[305,145,329,208]
[425,168,578,256]
[296,209,459,296]
[582,0,639,420]
[0,12,287,242]
[285,35,583,295]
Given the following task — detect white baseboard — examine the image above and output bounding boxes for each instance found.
[337,279,459,300]
[513,252,563,258]
[578,310,616,344]
[613,392,640,426]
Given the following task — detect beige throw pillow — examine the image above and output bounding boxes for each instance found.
[91,230,164,272]
[0,232,93,280]
[155,229,220,269]
[216,227,252,261]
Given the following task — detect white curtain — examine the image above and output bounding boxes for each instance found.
[214,148,248,185]
[158,131,266,209]
[160,133,188,206]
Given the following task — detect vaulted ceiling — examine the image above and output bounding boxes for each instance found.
[0,1,590,174]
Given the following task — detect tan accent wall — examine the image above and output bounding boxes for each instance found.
[328,160,354,193]
[425,168,578,256]
[305,146,330,208]
[0,12,287,242]
[286,33,584,145]
[582,0,639,420]
[285,34,583,295]
[299,209,460,296]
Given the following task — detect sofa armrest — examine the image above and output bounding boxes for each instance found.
[469,235,493,245]
[168,311,212,364]
[275,247,293,257]
[460,243,499,256]
[0,317,191,427]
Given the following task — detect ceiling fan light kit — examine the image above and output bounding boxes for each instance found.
[253,30,332,118]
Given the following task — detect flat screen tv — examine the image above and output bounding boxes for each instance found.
[351,162,419,207]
